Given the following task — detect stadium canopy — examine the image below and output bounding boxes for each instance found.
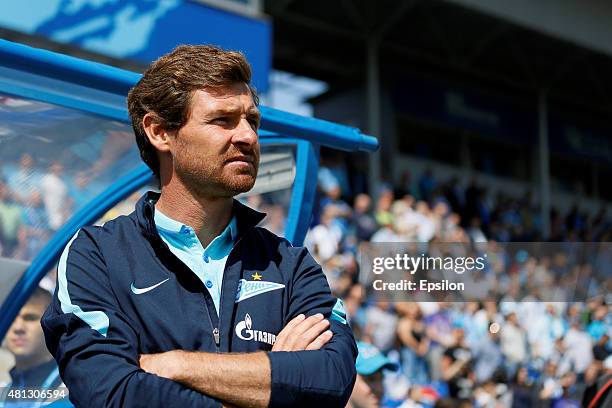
[266,0,612,114]
[264,0,612,237]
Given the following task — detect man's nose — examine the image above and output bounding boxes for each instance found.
[10,319,25,334]
[232,118,258,146]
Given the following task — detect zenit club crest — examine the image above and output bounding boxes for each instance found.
[235,278,285,303]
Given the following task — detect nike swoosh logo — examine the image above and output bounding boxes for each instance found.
[130,278,170,295]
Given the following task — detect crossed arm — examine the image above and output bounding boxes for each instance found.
[139,313,333,408]
[42,232,356,407]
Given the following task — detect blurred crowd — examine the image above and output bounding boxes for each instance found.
[0,125,134,261]
[2,146,612,407]
[0,154,71,261]
[304,158,612,407]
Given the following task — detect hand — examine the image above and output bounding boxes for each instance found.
[272,313,333,351]
[139,350,185,381]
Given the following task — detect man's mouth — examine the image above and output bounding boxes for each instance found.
[225,156,254,164]
[10,338,27,347]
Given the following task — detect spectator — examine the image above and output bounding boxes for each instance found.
[562,319,594,375]
[413,201,436,242]
[7,153,41,204]
[396,302,430,384]
[0,179,22,257]
[352,194,378,242]
[40,162,69,231]
[0,288,65,406]
[14,190,50,261]
[500,312,528,377]
[440,326,474,399]
[471,323,503,384]
[418,169,436,201]
[593,334,611,362]
[581,358,612,408]
[511,366,537,407]
[363,300,399,353]
[588,305,610,343]
[305,204,343,262]
[348,341,397,408]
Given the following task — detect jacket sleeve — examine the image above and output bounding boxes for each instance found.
[267,247,357,408]
[41,229,221,408]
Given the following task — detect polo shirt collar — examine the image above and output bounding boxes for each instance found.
[138,191,263,242]
[154,207,238,242]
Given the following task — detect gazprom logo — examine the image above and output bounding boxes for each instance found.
[235,313,277,345]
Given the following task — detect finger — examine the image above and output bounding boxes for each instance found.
[291,313,324,335]
[139,354,149,368]
[273,314,305,351]
[272,333,287,351]
[293,318,330,350]
[139,355,156,373]
[281,314,306,335]
[306,330,333,351]
[285,313,325,349]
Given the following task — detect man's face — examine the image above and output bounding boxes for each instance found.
[50,162,63,176]
[363,371,384,402]
[20,154,33,169]
[350,373,382,408]
[6,301,49,361]
[170,83,260,198]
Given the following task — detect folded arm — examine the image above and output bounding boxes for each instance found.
[42,230,223,408]
[141,247,357,408]
[265,248,358,407]
[140,313,333,407]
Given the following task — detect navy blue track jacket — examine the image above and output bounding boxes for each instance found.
[41,192,357,407]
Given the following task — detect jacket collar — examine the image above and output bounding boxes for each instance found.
[135,191,266,242]
[9,358,57,386]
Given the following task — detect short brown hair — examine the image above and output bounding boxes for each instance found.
[28,287,52,309]
[127,45,258,176]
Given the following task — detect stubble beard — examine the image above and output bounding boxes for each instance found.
[174,150,259,199]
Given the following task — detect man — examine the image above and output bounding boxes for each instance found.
[41,45,356,407]
[40,162,69,231]
[582,355,612,407]
[347,342,396,408]
[440,325,473,399]
[0,179,22,257]
[2,288,65,407]
[7,154,41,205]
[499,311,527,378]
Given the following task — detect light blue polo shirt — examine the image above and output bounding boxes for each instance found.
[154,209,237,314]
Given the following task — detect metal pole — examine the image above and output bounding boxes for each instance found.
[367,37,382,199]
[538,92,551,239]
[592,162,599,199]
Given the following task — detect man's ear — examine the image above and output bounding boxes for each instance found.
[142,113,173,153]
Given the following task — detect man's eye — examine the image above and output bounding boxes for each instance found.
[212,117,229,124]
[248,119,260,129]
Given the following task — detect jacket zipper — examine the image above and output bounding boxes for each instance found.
[213,328,220,347]
[214,230,249,353]
[205,307,221,352]
[154,233,223,352]
[148,199,257,354]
